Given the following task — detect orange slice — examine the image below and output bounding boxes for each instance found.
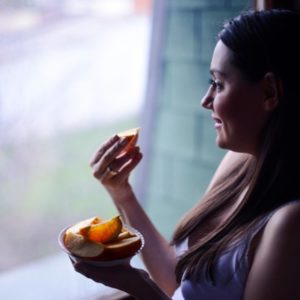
[117,127,140,155]
[102,236,143,260]
[84,216,123,244]
[66,216,102,235]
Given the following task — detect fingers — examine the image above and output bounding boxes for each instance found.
[73,261,135,285]
[73,262,98,281]
[115,148,143,178]
[73,261,88,274]
[89,135,119,166]
[101,147,143,184]
[91,136,131,179]
[109,146,141,172]
[74,261,110,280]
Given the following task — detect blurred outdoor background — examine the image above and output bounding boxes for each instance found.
[1,2,266,299]
[0,0,152,271]
[0,0,258,298]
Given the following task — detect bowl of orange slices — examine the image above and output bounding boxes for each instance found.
[58,216,144,266]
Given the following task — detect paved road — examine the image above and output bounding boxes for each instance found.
[0,12,150,138]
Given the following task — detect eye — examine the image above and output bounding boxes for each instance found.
[208,78,223,91]
[208,78,215,86]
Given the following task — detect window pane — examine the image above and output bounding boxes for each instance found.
[0,0,152,271]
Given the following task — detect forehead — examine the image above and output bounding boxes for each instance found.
[210,40,234,78]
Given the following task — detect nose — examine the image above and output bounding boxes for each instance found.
[201,87,214,110]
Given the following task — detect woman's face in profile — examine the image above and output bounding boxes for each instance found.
[201,41,270,155]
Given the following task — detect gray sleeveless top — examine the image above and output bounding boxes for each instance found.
[172,204,291,300]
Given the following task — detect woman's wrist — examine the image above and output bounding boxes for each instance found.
[107,183,136,207]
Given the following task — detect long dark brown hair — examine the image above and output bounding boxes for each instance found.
[172,9,300,283]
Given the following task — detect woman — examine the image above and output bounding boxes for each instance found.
[73,9,300,300]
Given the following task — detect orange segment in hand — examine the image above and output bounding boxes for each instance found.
[84,216,123,243]
[117,127,140,155]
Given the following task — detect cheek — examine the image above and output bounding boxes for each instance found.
[217,94,266,141]
[215,86,262,123]
[214,93,240,121]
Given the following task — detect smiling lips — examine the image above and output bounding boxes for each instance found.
[212,115,223,129]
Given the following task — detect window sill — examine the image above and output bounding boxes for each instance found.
[0,252,144,300]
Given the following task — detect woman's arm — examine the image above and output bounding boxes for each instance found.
[113,186,178,296]
[244,201,300,300]
[89,135,178,296]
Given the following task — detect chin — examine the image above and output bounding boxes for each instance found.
[216,138,239,153]
[216,139,256,155]
[216,136,229,150]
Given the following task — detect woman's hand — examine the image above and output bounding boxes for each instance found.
[89,135,143,202]
[72,261,170,300]
[73,260,145,293]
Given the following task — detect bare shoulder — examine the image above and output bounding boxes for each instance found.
[244,200,300,300]
[258,200,300,256]
[265,200,300,237]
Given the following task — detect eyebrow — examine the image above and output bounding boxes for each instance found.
[210,69,228,78]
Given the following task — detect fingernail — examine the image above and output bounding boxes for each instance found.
[112,134,119,141]
[120,136,129,145]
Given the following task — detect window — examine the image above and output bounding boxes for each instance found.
[0,0,152,272]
